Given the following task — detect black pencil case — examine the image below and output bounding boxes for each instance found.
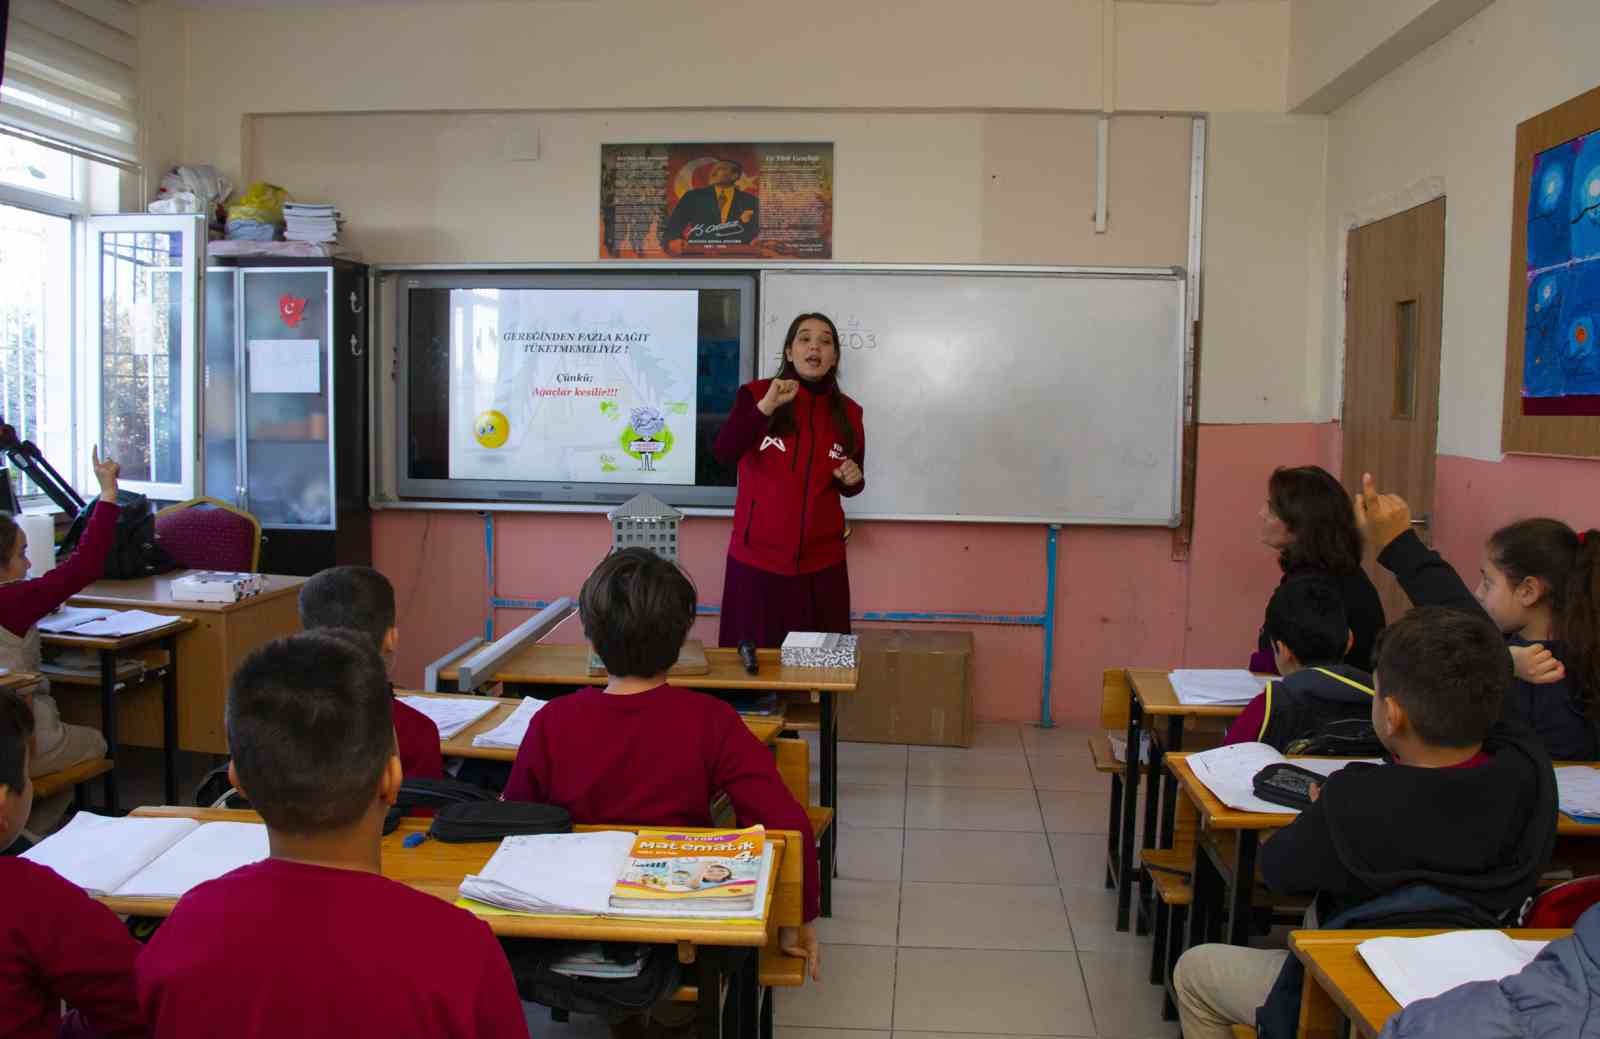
[1251,762,1327,811]
[427,801,573,843]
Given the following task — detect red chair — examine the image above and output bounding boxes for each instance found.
[154,497,262,573]
[1523,875,1600,928]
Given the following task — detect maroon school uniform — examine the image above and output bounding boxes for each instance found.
[0,857,145,1039]
[136,859,524,1038]
[502,684,821,921]
[392,696,444,780]
[0,500,119,638]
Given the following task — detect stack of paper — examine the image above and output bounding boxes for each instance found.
[470,697,547,749]
[283,203,343,243]
[38,606,110,634]
[550,944,649,980]
[397,696,498,740]
[1169,669,1265,706]
[1185,742,1377,814]
[1357,931,1549,1007]
[23,813,268,899]
[460,831,637,915]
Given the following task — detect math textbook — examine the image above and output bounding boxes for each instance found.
[610,826,766,913]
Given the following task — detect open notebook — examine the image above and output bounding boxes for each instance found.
[1186,743,1379,814]
[22,813,269,899]
[397,696,498,740]
[471,697,548,749]
[1357,931,1549,1007]
[1168,669,1264,706]
[459,826,773,921]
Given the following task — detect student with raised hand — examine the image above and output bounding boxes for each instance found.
[137,631,526,1038]
[1357,472,1600,760]
[0,690,146,1039]
[297,565,444,780]
[1225,576,1375,750]
[1251,466,1386,672]
[0,447,123,832]
[1175,607,1558,1039]
[502,548,822,982]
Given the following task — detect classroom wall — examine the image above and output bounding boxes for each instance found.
[1320,0,1600,579]
[1286,0,1495,112]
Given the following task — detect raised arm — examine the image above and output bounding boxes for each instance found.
[1355,472,1484,617]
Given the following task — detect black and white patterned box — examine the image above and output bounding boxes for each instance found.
[779,632,859,669]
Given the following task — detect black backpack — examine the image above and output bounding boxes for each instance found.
[60,491,175,580]
[501,941,684,1022]
[1284,717,1386,758]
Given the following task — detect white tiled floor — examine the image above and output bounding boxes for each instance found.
[775,725,1181,1039]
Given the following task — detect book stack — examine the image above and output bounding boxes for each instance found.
[283,202,343,244]
[170,571,264,604]
[458,826,771,920]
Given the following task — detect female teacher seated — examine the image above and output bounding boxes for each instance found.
[713,312,866,648]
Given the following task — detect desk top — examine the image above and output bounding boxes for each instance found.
[1170,753,1600,836]
[1127,669,1255,718]
[405,691,788,761]
[40,615,196,651]
[1289,928,1571,1038]
[443,643,858,694]
[111,806,789,947]
[0,671,38,691]
[70,572,305,614]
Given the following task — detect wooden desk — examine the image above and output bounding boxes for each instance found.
[69,572,306,754]
[441,643,856,917]
[43,617,195,808]
[1116,669,1252,932]
[405,691,788,761]
[116,806,800,1039]
[1290,928,1569,1039]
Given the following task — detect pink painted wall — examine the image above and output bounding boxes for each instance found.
[1433,453,1600,578]
[375,421,1339,728]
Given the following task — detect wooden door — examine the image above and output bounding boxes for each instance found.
[1341,198,1447,622]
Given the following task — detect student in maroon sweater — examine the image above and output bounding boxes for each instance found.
[297,565,443,780]
[503,548,822,979]
[0,690,146,1039]
[137,631,525,1037]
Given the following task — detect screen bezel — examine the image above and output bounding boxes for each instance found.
[394,270,756,509]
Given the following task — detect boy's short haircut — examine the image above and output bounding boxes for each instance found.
[1264,576,1350,664]
[580,548,696,678]
[297,566,397,653]
[1373,606,1510,748]
[0,690,33,793]
[225,630,396,834]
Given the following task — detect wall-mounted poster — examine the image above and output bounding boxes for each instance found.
[600,143,833,260]
[1522,127,1600,415]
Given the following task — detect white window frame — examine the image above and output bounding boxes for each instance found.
[85,213,205,503]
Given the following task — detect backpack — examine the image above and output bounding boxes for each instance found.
[59,491,176,580]
[501,940,684,1022]
[1283,718,1386,758]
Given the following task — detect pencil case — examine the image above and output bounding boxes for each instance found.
[427,801,573,843]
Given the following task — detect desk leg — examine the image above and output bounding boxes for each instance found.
[698,949,727,1039]
[1297,965,1346,1039]
[100,650,119,812]
[820,690,836,919]
[735,949,759,1039]
[1134,716,1170,936]
[1115,693,1144,931]
[760,982,775,1039]
[161,633,179,806]
[1159,717,1184,848]
[1185,839,1223,951]
[1224,831,1259,947]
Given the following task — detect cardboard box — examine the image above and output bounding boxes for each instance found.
[839,629,974,747]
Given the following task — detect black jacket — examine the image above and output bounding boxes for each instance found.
[1260,723,1557,921]
[662,185,760,246]
[1378,530,1598,761]
[1253,567,1386,673]
[1258,664,1375,753]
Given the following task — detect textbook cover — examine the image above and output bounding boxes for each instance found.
[610,826,765,912]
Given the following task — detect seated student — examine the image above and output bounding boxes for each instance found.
[1225,576,1376,751]
[1357,472,1600,760]
[136,631,525,1036]
[0,448,122,832]
[502,548,822,980]
[1174,606,1558,1039]
[298,565,443,780]
[0,690,146,1038]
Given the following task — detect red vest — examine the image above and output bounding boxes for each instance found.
[728,379,864,576]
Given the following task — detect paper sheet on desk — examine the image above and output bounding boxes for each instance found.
[1555,766,1600,819]
[1357,931,1549,1007]
[470,697,548,749]
[68,610,178,638]
[1169,669,1264,705]
[37,606,112,634]
[249,339,321,394]
[1186,743,1378,814]
[398,696,498,740]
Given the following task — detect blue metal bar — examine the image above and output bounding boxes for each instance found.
[490,596,1047,627]
[1039,524,1061,729]
[483,513,496,642]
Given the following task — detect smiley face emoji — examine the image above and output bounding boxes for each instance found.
[474,410,510,448]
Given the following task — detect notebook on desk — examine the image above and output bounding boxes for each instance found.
[22,813,268,899]
[1356,931,1550,1007]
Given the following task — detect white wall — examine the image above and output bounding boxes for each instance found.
[1322,0,1600,459]
[1287,0,1494,112]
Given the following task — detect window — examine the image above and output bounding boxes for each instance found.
[0,203,74,503]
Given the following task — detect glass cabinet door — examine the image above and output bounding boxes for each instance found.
[87,215,204,501]
[203,268,241,506]
[240,268,334,529]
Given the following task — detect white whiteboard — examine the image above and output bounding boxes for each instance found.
[759,268,1188,525]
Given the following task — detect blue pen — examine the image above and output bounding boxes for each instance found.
[403,832,426,848]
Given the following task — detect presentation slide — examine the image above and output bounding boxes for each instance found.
[448,289,700,484]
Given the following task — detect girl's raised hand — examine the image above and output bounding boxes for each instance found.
[91,446,120,504]
[1353,472,1413,550]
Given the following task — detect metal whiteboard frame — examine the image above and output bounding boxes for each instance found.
[372,261,1193,525]
[756,265,1190,526]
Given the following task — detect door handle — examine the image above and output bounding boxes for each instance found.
[1411,512,1431,528]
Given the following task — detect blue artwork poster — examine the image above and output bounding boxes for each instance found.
[1524,127,1600,415]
